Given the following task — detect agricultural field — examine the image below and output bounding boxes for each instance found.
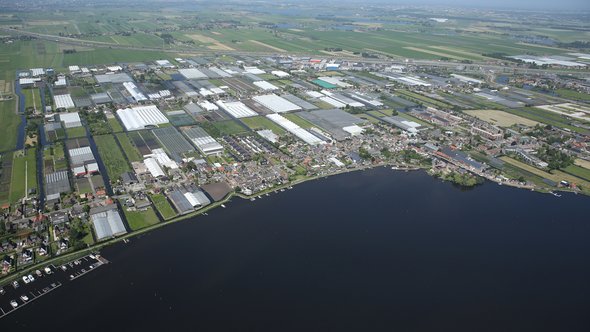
[500,156,590,193]
[150,194,177,220]
[212,120,250,136]
[240,116,286,135]
[563,165,590,182]
[537,103,590,122]
[115,133,143,162]
[93,135,131,181]
[122,206,160,231]
[464,110,539,127]
[0,99,19,153]
[283,113,316,129]
[108,117,124,133]
[65,126,87,138]
[9,148,37,203]
[555,89,590,102]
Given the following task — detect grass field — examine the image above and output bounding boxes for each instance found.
[122,206,160,231]
[0,99,19,153]
[500,156,590,192]
[283,113,316,129]
[108,118,124,133]
[65,126,87,138]
[555,89,590,102]
[115,133,143,162]
[464,109,539,127]
[501,107,590,135]
[574,159,590,170]
[212,120,250,136]
[9,149,37,203]
[94,135,131,181]
[150,194,177,220]
[240,116,286,134]
[563,165,590,182]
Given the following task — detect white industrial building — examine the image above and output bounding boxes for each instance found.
[116,105,169,131]
[145,148,178,169]
[68,146,95,166]
[123,82,147,102]
[343,125,364,136]
[178,68,207,79]
[183,127,224,155]
[253,81,279,91]
[216,101,257,118]
[59,112,82,128]
[54,76,67,87]
[30,68,45,77]
[183,190,211,209]
[68,65,80,73]
[266,114,325,146]
[54,94,76,109]
[317,76,351,88]
[252,94,302,113]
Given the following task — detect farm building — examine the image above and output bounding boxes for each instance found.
[183,127,224,155]
[90,205,127,241]
[94,72,133,84]
[59,112,82,128]
[68,146,96,167]
[45,171,71,202]
[54,94,76,109]
[252,94,302,113]
[123,82,147,102]
[253,81,279,91]
[216,101,257,118]
[116,105,169,131]
[178,68,207,79]
[266,114,325,146]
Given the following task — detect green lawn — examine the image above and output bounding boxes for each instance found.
[555,89,590,102]
[115,133,143,162]
[123,206,161,231]
[240,116,286,134]
[93,135,131,181]
[150,194,177,220]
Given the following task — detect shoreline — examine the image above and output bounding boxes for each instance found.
[0,162,581,284]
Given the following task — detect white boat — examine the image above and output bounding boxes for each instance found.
[10,300,18,308]
[221,204,226,208]
[20,295,29,302]
[551,192,562,197]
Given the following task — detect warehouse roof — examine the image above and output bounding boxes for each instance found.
[59,112,82,128]
[54,94,75,109]
[117,105,169,131]
[252,94,302,113]
[91,206,127,241]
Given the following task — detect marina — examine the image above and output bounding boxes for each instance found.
[0,254,107,320]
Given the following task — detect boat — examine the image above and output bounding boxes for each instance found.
[250,197,256,201]
[221,204,226,208]
[20,295,29,302]
[550,192,562,197]
[10,300,18,308]
[12,281,19,288]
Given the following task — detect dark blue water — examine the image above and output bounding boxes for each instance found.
[3,169,590,331]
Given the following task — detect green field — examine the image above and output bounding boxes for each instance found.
[108,118,124,133]
[115,133,143,162]
[563,165,590,182]
[65,126,87,138]
[502,107,590,135]
[150,194,177,220]
[283,113,316,129]
[212,120,250,136]
[240,116,286,134]
[0,99,19,153]
[22,88,42,112]
[122,206,160,231]
[93,135,131,181]
[9,149,37,203]
[555,89,590,102]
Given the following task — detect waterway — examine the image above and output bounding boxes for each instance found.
[3,168,590,331]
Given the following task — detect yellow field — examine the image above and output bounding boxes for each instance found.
[464,109,538,127]
[248,40,286,52]
[403,46,464,60]
[185,34,234,51]
[501,156,590,189]
[574,159,590,170]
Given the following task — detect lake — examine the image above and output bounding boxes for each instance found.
[4,168,590,331]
